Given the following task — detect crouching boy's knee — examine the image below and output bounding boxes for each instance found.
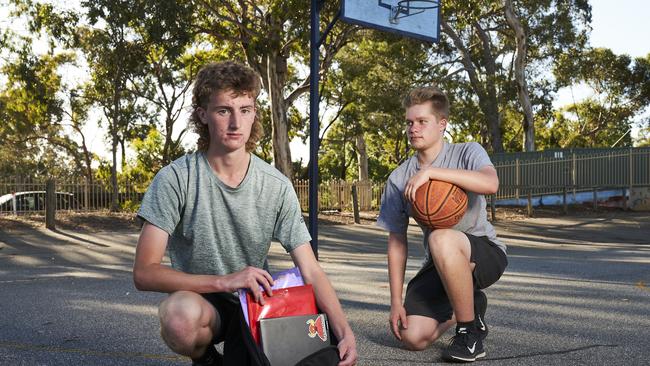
[400,329,437,351]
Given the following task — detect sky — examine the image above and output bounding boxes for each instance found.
[1,1,649,164]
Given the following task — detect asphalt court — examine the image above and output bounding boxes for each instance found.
[0,212,648,365]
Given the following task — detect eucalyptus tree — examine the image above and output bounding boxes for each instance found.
[0,34,88,178]
[322,32,433,182]
[437,0,591,152]
[549,48,650,147]
[126,1,199,167]
[78,0,153,210]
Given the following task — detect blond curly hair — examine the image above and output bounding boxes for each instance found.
[190,61,263,152]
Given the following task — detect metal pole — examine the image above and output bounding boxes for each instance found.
[628,147,633,210]
[352,184,360,224]
[309,0,320,258]
[46,178,56,230]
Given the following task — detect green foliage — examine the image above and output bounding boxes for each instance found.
[550,49,650,148]
[124,127,185,185]
[2,0,647,190]
[320,32,431,182]
[636,124,650,147]
[0,28,87,178]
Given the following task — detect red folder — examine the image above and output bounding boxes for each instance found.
[246,284,317,344]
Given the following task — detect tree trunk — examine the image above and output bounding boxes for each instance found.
[355,133,369,181]
[110,68,122,212]
[480,93,504,153]
[504,0,535,152]
[110,133,119,212]
[120,137,126,171]
[442,20,504,152]
[163,115,173,166]
[266,52,293,178]
[80,136,93,186]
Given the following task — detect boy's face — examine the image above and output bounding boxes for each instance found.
[197,89,256,153]
[405,101,447,151]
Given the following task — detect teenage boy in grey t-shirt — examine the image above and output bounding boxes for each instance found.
[377,86,507,363]
[133,61,357,366]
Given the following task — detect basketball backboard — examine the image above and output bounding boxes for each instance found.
[340,0,441,43]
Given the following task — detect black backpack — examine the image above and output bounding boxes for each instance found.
[222,306,340,366]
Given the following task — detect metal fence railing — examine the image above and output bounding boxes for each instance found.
[293,180,383,212]
[1,148,648,215]
[494,148,650,201]
[0,178,147,215]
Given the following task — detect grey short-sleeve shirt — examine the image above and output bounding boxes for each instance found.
[377,141,506,262]
[137,152,312,276]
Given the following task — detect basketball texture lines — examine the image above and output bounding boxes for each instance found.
[412,180,468,229]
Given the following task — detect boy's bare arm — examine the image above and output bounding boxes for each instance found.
[404,165,498,203]
[388,232,409,339]
[290,243,358,366]
[133,222,274,303]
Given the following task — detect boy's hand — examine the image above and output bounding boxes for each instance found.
[389,304,408,340]
[223,266,274,305]
[336,332,358,366]
[404,167,433,203]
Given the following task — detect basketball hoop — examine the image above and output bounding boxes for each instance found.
[390,0,440,24]
[397,0,440,10]
[342,0,442,43]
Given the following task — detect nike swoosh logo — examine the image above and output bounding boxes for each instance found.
[467,342,476,353]
[477,315,486,331]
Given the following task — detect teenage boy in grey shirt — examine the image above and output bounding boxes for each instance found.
[377,86,507,363]
[133,61,357,366]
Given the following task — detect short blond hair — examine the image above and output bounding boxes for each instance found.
[402,86,449,120]
[190,61,263,152]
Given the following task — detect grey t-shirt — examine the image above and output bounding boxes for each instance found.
[377,141,506,264]
[137,152,312,277]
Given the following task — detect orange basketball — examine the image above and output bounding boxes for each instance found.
[411,179,468,229]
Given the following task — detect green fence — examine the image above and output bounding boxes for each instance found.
[495,147,650,200]
[1,147,648,215]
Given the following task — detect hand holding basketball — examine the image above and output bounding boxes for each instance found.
[410,179,468,229]
[403,168,434,203]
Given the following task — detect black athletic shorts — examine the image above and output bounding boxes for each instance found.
[403,233,508,323]
[202,292,273,365]
[202,293,240,344]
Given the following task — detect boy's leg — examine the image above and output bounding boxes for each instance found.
[401,260,456,350]
[428,230,507,362]
[428,229,484,362]
[428,229,475,323]
[400,315,455,351]
[158,291,228,363]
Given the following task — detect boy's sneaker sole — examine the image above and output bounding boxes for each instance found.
[443,351,486,363]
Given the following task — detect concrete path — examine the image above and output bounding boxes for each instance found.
[0,212,648,365]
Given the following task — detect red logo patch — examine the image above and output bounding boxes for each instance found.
[306,314,327,342]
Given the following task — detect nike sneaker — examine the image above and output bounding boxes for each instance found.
[441,326,486,363]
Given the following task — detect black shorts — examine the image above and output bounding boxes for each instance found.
[202,293,240,344]
[403,233,508,323]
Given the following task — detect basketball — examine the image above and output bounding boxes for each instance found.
[411,180,468,229]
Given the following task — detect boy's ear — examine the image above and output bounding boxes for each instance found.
[439,118,448,132]
[196,107,207,124]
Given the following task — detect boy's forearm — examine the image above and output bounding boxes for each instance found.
[424,166,498,194]
[306,268,354,340]
[387,233,408,306]
[133,263,225,294]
